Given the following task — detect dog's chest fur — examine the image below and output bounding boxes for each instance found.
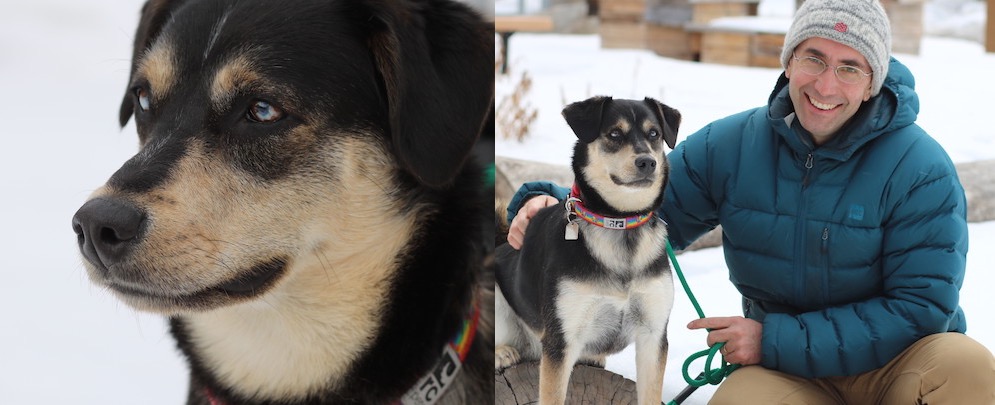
[578,218,669,277]
[556,273,673,357]
[557,219,672,353]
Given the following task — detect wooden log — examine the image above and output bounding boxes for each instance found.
[495,362,637,404]
[957,159,995,223]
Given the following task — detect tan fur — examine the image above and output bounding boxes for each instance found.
[210,53,264,109]
[88,132,421,401]
[581,124,666,214]
[613,117,632,133]
[137,39,176,102]
[539,353,570,405]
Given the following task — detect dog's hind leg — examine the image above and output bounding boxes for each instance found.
[494,284,539,369]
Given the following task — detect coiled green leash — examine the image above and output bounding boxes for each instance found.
[664,239,739,405]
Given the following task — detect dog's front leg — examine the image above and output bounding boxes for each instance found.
[635,330,668,405]
[538,332,578,405]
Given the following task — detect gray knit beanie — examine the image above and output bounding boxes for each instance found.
[780,0,892,96]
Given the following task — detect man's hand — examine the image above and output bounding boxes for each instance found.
[687,316,763,366]
[507,195,559,250]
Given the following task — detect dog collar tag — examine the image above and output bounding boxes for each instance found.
[565,221,579,240]
[396,300,480,405]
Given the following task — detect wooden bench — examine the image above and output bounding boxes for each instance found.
[495,15,555,73]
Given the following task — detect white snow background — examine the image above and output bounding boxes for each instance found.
[0,0,990,404]
[496,0,995,403]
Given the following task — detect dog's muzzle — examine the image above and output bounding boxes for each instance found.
[72,197,146,272]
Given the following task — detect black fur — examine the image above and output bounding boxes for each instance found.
[495,96,681,403]
[77,0,494,404]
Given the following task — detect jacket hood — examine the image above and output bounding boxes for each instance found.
[767,57,920,161]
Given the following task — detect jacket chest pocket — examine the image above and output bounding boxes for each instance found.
[821,225,884,306]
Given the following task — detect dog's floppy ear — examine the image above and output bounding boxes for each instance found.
[562,96,612,143]
[643,97,680,149]
[119,0,188,127]
[361,0,494,188]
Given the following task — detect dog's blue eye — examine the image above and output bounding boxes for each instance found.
[247,100,284,123]
[136,87,151,112]
[609,129,622,138]
[648,129,659,139]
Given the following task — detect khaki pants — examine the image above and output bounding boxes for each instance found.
[709,333,995,404]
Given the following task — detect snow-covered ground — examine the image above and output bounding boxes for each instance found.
[0,0,991,404]
[496,3,995,404]
[0,2,188,404]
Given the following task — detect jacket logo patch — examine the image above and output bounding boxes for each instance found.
[848,204,865,221]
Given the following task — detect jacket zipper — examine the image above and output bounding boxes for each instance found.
[802,153,814,187]
[793,153,814,304]
[821,227,830,304]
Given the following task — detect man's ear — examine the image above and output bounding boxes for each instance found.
[362,0,493,188]
[643,97,680,149]
[561,96,611,143]
[119,0,187,128]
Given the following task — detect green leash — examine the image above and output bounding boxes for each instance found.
[664,239,739,405]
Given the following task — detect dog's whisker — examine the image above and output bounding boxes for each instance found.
[314,249,339,287]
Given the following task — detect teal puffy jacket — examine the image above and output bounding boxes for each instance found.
[506,58,968,378]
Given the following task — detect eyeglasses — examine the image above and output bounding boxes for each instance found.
[791,53,872,84]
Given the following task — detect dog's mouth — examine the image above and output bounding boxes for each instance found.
[105,258,288,312]
[212,258,288,295]
[610,175,654,188]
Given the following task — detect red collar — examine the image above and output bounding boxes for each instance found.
[568,184,653,230]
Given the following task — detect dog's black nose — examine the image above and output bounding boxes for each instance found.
[72,198,146,269]
[635,155,657,176]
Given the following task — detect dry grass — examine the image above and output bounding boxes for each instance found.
[495,38,538,142]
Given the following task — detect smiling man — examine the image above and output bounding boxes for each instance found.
[503,0,995,403]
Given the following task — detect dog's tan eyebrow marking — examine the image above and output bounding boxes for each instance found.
[137,39,177,101]
[642,119,657,132]
[613,118,632,133]
[211,54,263,108]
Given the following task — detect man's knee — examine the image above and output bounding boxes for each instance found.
[891,333,995,403]
[905,333,992,370]
[921,333,995,384]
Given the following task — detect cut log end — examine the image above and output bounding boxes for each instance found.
[494,362,638,404]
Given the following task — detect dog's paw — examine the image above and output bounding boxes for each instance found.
[495,345,521,370]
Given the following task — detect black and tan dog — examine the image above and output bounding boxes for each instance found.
[71,0,493,404]
[494,96,680,404]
